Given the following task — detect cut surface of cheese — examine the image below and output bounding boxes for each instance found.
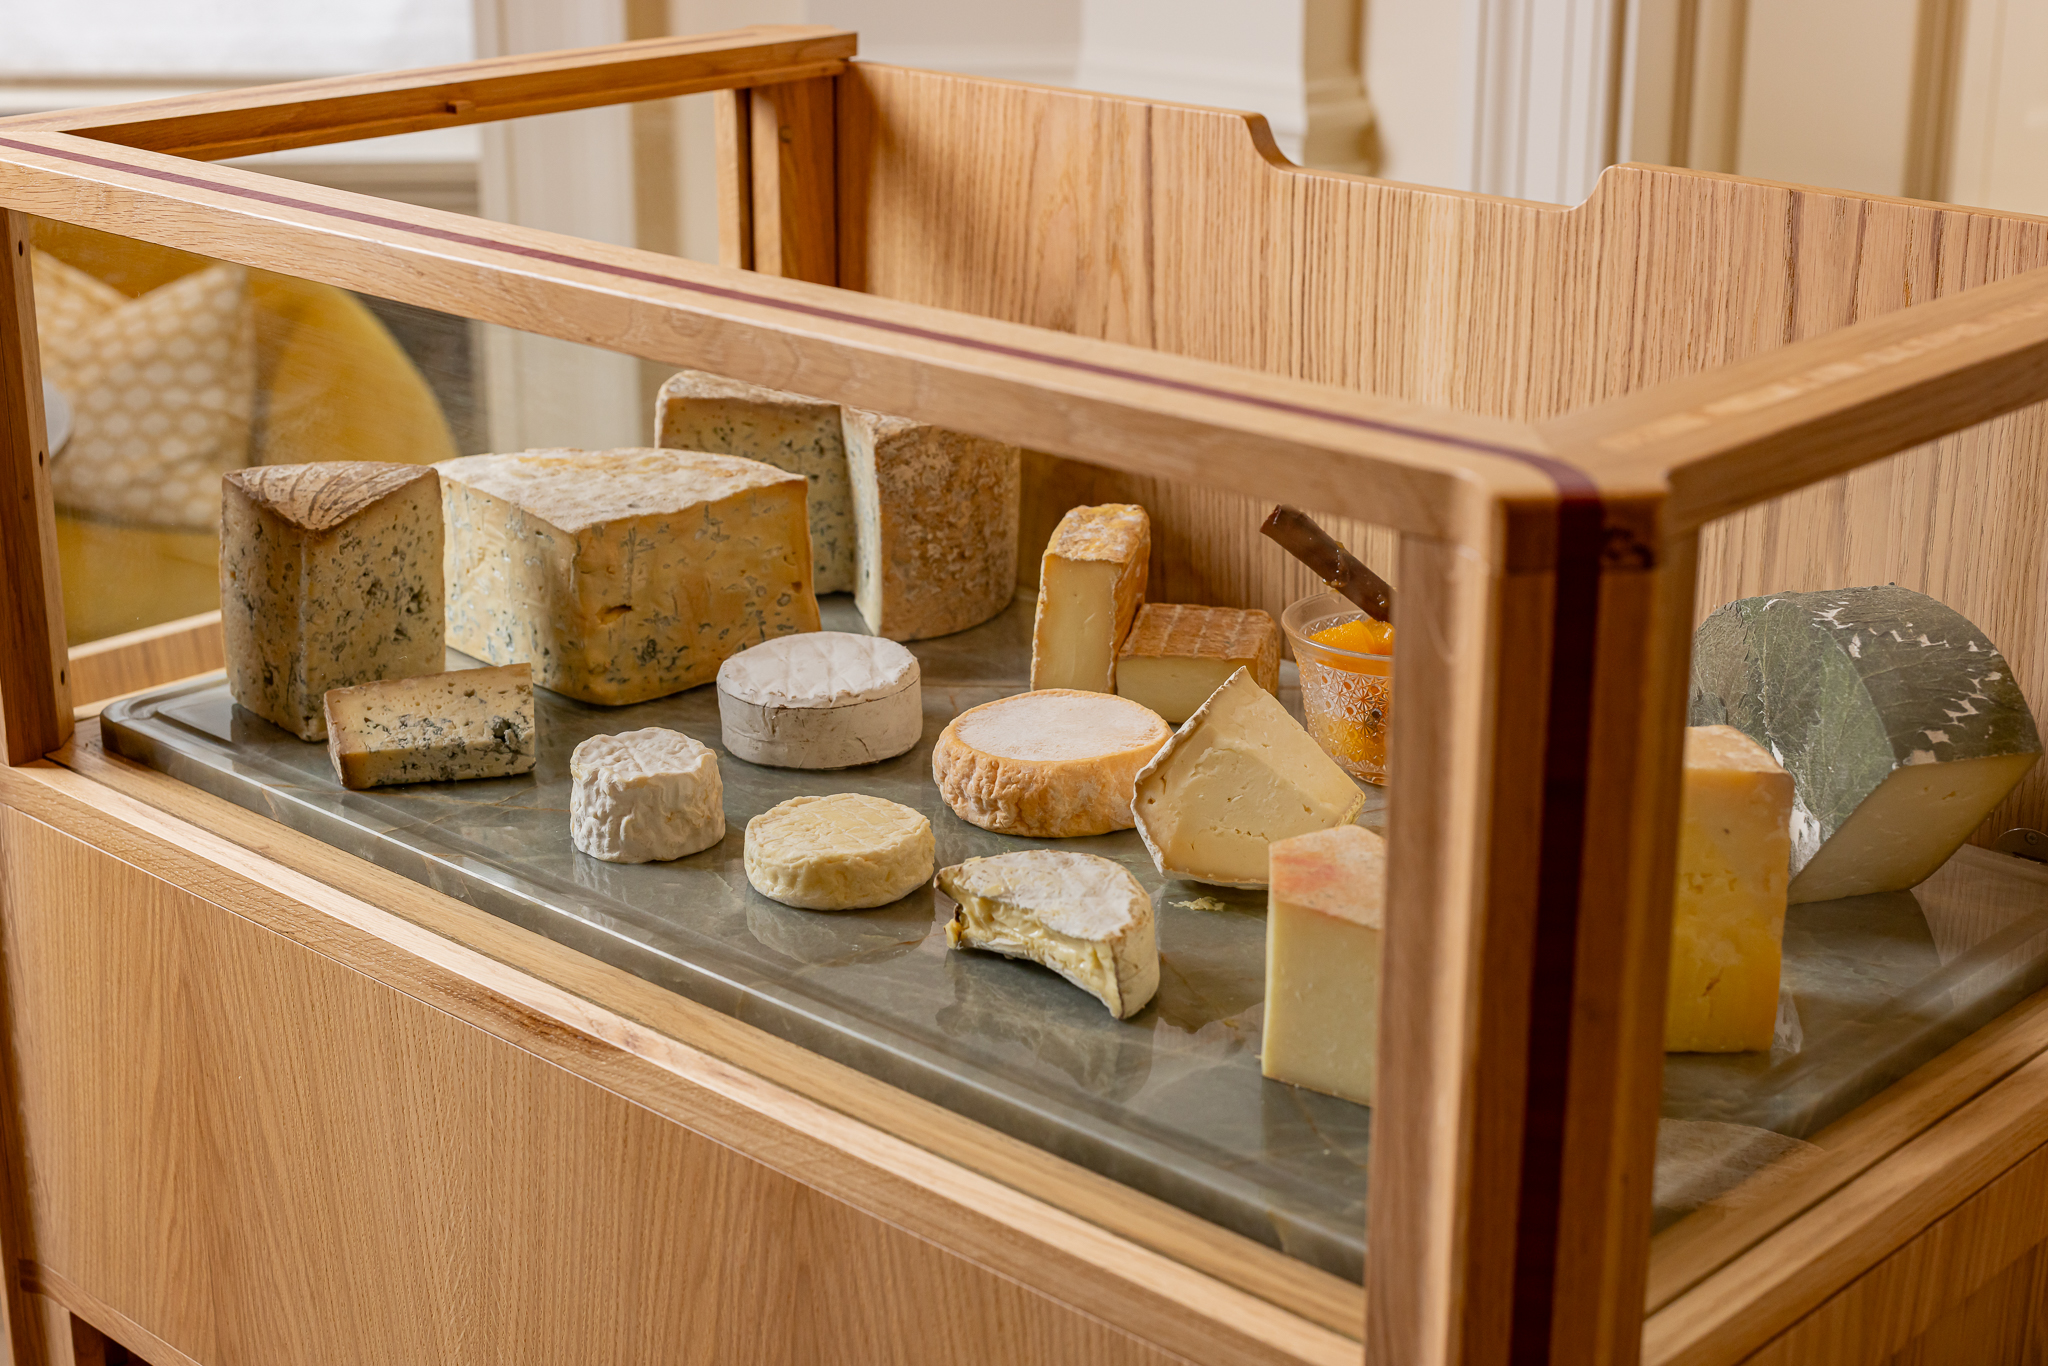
[716,631,921,769]
[221,461,443,741]
[744,792,934,910]
[1262,824,1385,1104]
[655,370,856,593]
[1690,585,2042,903]
[438,448,819,706]
[570,727,724,863]
[932,690,1171,837]
[1116,603,1281,724]
[1030,503,1150,693]
[1668,725,1793,1053]
[939,851,1158,1018]
[1133,668,1366,887]
[323,664,535,790]
[842,409,1020,641]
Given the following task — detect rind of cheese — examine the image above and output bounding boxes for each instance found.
[323,664,536,790]
[1116,603,1281,724]
[1030,503,1150,693]
[1263,824,1385,1104]
[938,851,1159,1018]
[716,631,923,769]
[570,727,725,864]
[221,461,444,742]
[843,410,1020,641]
[438,448,820,706]
[932,690,1171,837]
[744,792,934,910]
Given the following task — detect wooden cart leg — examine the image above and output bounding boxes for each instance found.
[747,76,837,286]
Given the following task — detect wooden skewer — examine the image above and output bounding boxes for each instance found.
[1259,505,1395,622]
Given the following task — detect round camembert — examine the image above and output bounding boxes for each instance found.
[744,792,934,910]
[570,727,725,863]
[932,690,1170,837]
[716,631,922,769]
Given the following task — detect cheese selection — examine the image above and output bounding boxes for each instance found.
[938,851,1159,1018]
[323,664,537,790]
[1030,503,1150,693]
[1262,824,1385,1104]
[744,793,935,910]
[717,632,922,769]
[1115,603,1281,724]
[570,727,725,864]
[933,690,1171,837]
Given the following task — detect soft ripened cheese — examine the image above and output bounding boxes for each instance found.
[938,851,1159,1018]
[655,370,856,593]
[1029,503,1150,692]
[570,727,725,863]
[1262,824,1385,1103]
[1667,725,1794,1053]
[438,448,819,706]
[1133,668,1366,887]
[1116,603,1281,724]
[220,462,443,741]
[744,792,935,910]
[1691,585,2042,903]
[322,664,536,790]
[716,631,922,769]
[932,690,1171,837]
[842,409,1020,641]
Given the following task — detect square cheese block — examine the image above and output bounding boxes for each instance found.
[220,462,444,742]
[842,409,1021,641]
[323,664,537,790]
[1116,603,1281,724]
[1263,824,1385,1104]
[1030,503,1150,692]
[1667,725,1794,1053]
[655,369,855,593]
[438,448,820,705]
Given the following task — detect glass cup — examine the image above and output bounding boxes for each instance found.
[1282,589,1393,786]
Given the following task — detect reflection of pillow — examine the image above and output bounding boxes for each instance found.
[34,252,255,531]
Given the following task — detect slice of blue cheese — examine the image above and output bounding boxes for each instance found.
[323,664,537,790]
[437,448,821,706]
[1690,585,2042,903]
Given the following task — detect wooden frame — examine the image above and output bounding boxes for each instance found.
[5,26,2048,1366]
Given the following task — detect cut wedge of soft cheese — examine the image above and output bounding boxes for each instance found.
[438,448,819,705]
[933,690,1171,837]
[1667,726,1793,1053]
[1133,667,1366,887]
[842,409,1020,641]
[655,370,855,593]
[717,631,921,769]
[570,727,724,863]
[939,851,1159,1018]
[1030,503,1149,692]
[323,664,536,790]
[1116,603,1281,724]
[221,462,443,741]
[1690,585,2042,903]
[1263,824,1385,1103]
[744,793,934,910]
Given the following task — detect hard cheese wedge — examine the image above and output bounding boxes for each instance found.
[1691,585,2042,903]
[1030,503,1150,692]
[1116,603,1281,724]
[323,664,536,790]
[939,851,1159,1018]
[1263,824,1384,1103]
[1133,667,1366,887]
[1668,726,1793,1053]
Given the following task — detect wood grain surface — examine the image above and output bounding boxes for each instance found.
[67,611,222,710]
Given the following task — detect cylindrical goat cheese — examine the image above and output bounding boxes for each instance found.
[716,631,922,769]
[570,727,725,863]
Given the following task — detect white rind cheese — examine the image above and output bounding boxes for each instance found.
[220,462,444,741]
[570,727,725,863]
[1263,824,1385,1104]
[744,792,934,910]
[932,690,1171,837]
[1030,503,1150,693]
[716,631,922,769]
[438,448,820,706]
[939,851,1159,1018]
[323,664,536,790]
[1116,603,1281,724]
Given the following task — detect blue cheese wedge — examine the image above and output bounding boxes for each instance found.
[323,664,537,790]
[938,850,1158,1018]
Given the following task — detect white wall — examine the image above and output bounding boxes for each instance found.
[0,0,471,77]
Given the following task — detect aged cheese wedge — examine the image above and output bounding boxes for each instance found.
[1690,585,2042,903]
[655,370,856,593]
[932,690,1171,837]
[1667,726,1793,1053]
[717,631,922,769]
[1263,824,1385,1103]
[1116,603,1281,724]
[323,664,536,790]
[438,448,819,706]
[939,851,1159,1018]
[221,461,444,741]
[843,409,1020,641]
[1029,503,1150,693]
[570,727,725,864]
[1133,668,1366,887]
[744,793,934,910]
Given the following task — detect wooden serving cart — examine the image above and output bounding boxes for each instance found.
[3,25,2048,1366]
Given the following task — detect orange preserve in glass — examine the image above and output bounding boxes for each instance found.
[1281,589,1393,785]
